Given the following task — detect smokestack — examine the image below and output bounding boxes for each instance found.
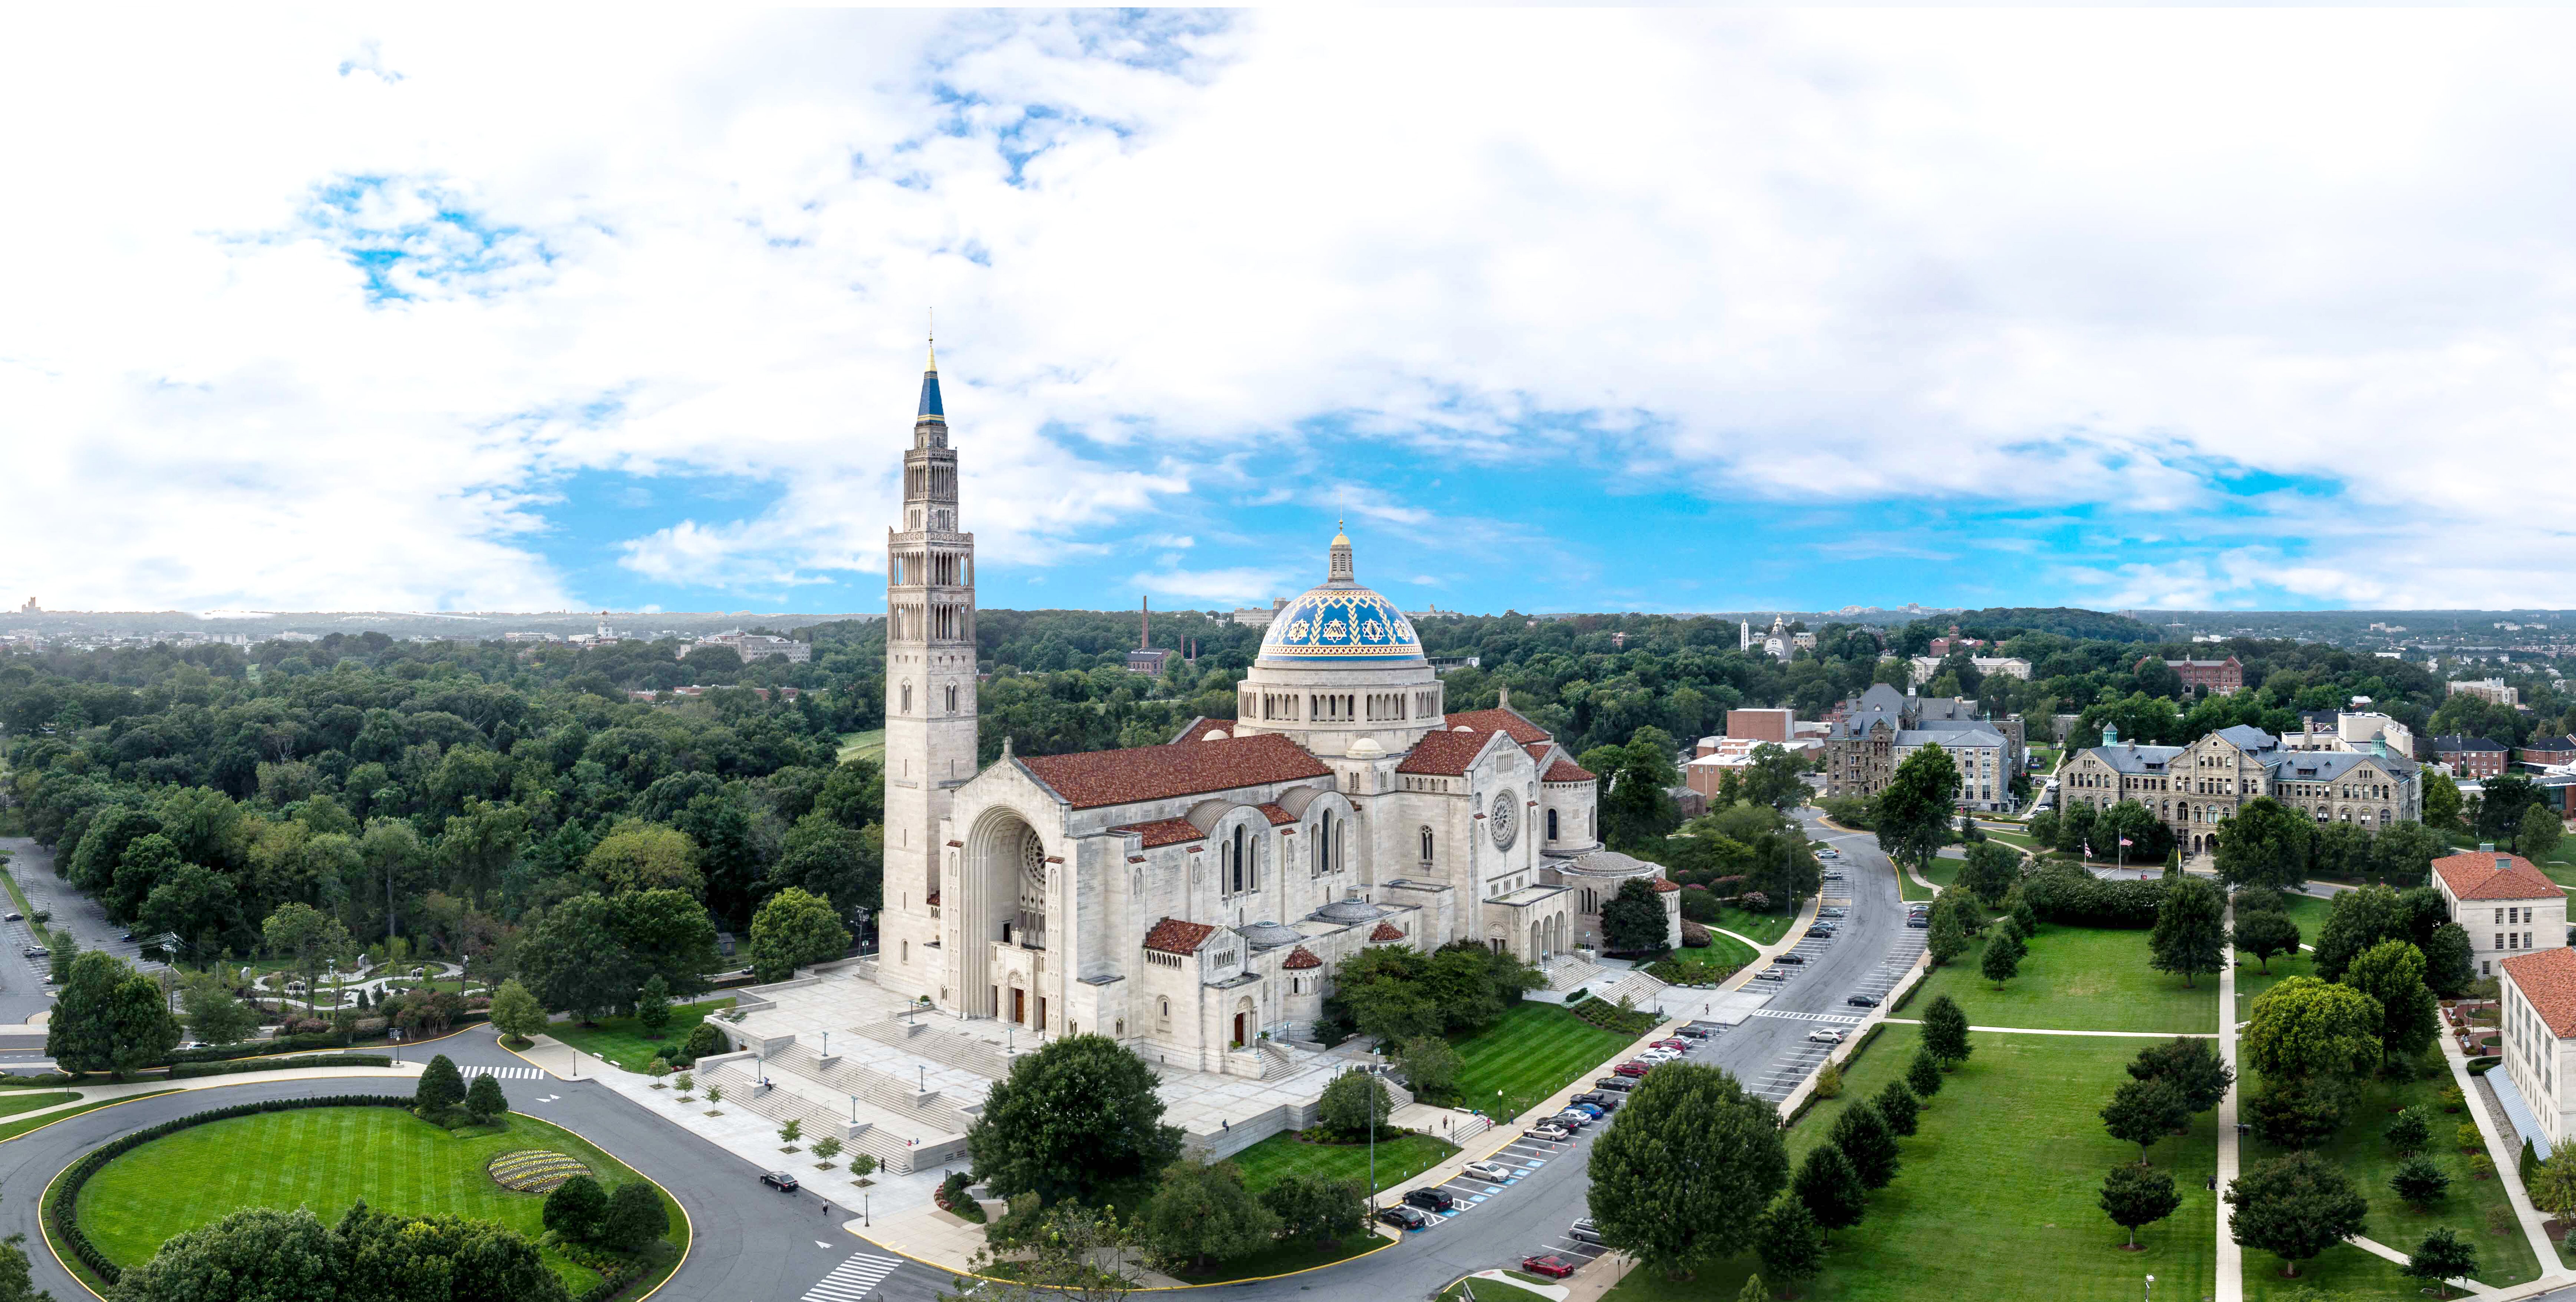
[1141,596,1151,650]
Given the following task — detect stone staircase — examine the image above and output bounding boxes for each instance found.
[700,1057,969,1175]
[1254,1039,1303,1081]
[765,1042,985,1133]
[1541,953,1605,991]
[1590,970,1669,1010]
[855,1015,1014,1078]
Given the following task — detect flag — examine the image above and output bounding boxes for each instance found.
[2119,837,2134,846]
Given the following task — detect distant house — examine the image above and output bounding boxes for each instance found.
[2522,735,2576,767]
[680,631,810,664]
[2434,735,2510,779]
[2451,678,2522,708]
[2161,656,2244,696]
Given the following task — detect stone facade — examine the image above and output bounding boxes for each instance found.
[2061,723,2422,857]
[2437,849,2567,980]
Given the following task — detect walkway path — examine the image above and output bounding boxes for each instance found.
[1879,1019,2211,1038]
[0,1058,428,1128]
[2218,898,2244,1302]
[2438,1015,2565,1280]
[2343,1229,2496,1294]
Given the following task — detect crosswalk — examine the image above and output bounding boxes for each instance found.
[1751,1009,1866,1026]
[801,1252,903,1302]
[461,1065,547,1081]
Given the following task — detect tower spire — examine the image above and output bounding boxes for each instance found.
[1327,520,1355,586]
[914,316,947,448]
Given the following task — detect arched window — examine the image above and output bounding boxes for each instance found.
[900,682,913,713]
[944,684,958,713]
[901,940,910,963]
[1230,824,1249,895]
[1419,827,1434,865]
[1547,808,1559,841]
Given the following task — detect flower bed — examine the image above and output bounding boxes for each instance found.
[488,1149,594,1193]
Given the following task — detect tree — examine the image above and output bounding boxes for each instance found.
[2247,1081,2345,1150]
[1876,745,1962,873]
[542,1174,608,1242]
[812,1135,844,1168]
[2422,924,2477,997]
[613,887,720,996]
[1318,1068,1392,1138]
[1927,905,1969,968]
[1587,1062,1791,1274]
[2099,1164,2181,1249]
[2101,1078,2190,1163]
[1920,994,1972,1065]
[465,1071,508,1123]
[1602,877,1669,955]
[1906,1048,1944,1097]
[1737,1275,1772,1302]
[415,1054,468,1115]
[599,1182,670,1253]
[1827,1099,1900,1190]
[1754,1196,1824,1291]
[2385,1108,2432,1156]
[772,812,882,919]
[335,1205,565,1301]
[2312,884,2410,983]
[970,1034,1184,1206]
[1873,1079,1921,1138]
[779,1118,803,1149]
[2343,940,2440,1066]
[488,979,545,1045]
[138,863,238,953]
[1791,1143,1865,1233]
[1259,1173,1365,1248]
[2127,1036,2235,1115]
[2227,1152,2368,1277]
[2529,1151,2576,1223]
[108,1207,343,1302]
[635,974,673,1038]
[2390,1155,2451,1209]
[2424,772,2464,830]
[1401,1036,1462,1098]
[1138,1159,1277,1274]
[1980,934,2022,987]
[517,893,637,1022]
[46,950,181,1077]
[261,901,352,1008]
[2148,875,2226,988]
[179,969,258,1046]
[2404,1226,2478,1299]
[2242,977,2381,1083]
[2230,909,2303,976]
[749,886,852,983]
[2214,798,2313,890]
[1959,841,2022,905]
[2520,804,2565,862]
[583,823,703,897]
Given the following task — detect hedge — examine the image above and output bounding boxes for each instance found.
[45,1093,416,1287]
[160,1016,486,1066]
[2019,861,2166,929]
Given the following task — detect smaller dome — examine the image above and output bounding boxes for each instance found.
[1201,729,1231,742]
[1234,920,1303,950]
[1349,737,1385,758]
[1313,896,1387,923]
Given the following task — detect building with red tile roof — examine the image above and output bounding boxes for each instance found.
[2499,947,2576,1150]
[2434,847,2568,980]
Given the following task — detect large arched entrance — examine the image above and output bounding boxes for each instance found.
[965,808,1050,1023]
[1233,995,1257,1047]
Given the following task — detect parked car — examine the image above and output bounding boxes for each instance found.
[1566,1101,1606,1119]
[1906,918,1930,929]
[1571,1091,1619,1113]
[1846,993,1881,1008]
[22,947,46,958]
[1569,1218,1606,1245]
[1675,1025,1713,1039]
[1463,1160,1516,1183]
[1528,1122,1574,1142]
[1612,1061,1652,1077]
[1807,1028,1847,1044]
[760,1171,800,1192]
[119,932,136,943]
[1754,969,1787,982]
[1817,847,1841,859]
[1,912,20,922]
[1637,1048,1677,1063]
[1822,871,1845,881]
[1404,1188,1455,1213]
[1552,1110,1593,1131]
[1818,907,1847,918]
[1805,926,1835,938]
[1654,1039,1691,1051]
[1594,1076,1637,1092]
[1378,1206,1432,1231]
[1522,1255,1578,1280]
[1775,953,1807,965]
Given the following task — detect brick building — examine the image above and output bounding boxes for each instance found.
[2162,656,2244,696]
[2434,735,2510,779]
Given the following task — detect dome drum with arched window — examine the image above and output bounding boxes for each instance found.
[1232,527,1443,757]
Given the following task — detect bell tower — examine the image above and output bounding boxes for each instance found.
[881,333,979,1002]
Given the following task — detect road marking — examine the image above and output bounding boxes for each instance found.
[801,1251,903,1302]
[1749,1009,1865,1025]
[461,1065,547,1081]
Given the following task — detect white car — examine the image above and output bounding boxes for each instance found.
[1806,1028,1847,1044]
[1816,847,1841,859]
[1637,1048,1679,1063]
[1462,1160,1515,1183]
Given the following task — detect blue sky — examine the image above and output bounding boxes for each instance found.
[7,9,2576,614]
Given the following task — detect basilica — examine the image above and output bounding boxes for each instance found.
[869,346,1679,1072]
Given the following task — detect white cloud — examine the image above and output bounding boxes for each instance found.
[6,10,2576,609]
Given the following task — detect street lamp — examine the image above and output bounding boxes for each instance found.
[2144,1273,2154,1302]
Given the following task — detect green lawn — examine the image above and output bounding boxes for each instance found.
[1921,855,1963,890]
[1897,868,1935,903]
[1451,1003,1645,1124]
[547,998,736,1071]
[77,1107,686,1294]
[1909,923,2220,1033]
[1606,1027,2216,1302]
[2233,950,2313,1022]
[1980,829,2040,853]
[2238,1068,2541,1292]
[0,1091,77,1119]
[0,1091,177,1141]
[1440,1275,1558,1302]
[837,729,887,764]
[1655,934,1759,985]
[1708,907,1794,946]
[1164,1232,1387,1283]
[1226,1130,1459,1194]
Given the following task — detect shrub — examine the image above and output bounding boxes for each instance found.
[937,1171,984,1223]
[543,1174,608,1242]
[1812,1062,1843,1100]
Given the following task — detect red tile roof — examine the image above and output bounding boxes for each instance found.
[1255,803,1297,826]
[1143,917,1220,955]
[1369,921,1407,942]
[1445,708,1550,746]
[2504,947,2576,1036]
[1020,732,1332,810]
[1117,817,1207,848]
[1283,946,1322,970]
[2433,851,2563,901]
[1652,878,1681,893]
[1174,717,1235,742]
[1398,726,1500,776]
[1544,758,1596,782]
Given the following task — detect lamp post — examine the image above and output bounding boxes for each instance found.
[2144,1273,2154,1302]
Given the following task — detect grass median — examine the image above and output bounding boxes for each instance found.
[545,998,735,1072]
[1452,1003,1642,1123]
[1909,923,2219,1033]
[1228,1129,1459,1194]
[0,1090,179,1142]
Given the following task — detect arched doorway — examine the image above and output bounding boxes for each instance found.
[1232,995,1256,1047]
[966,809,1050,1021]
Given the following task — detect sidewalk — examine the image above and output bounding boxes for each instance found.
[2216,903,2243,1302]
[2437,1021,2566,1283]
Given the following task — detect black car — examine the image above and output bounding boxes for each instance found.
[1675,1025,1712,1039]
[1907,918,1930,929]
[1805,926,1835,938]
[1593,1076,1637,1092]
[1404,1188,1455,1213]
[1571,1091,1621,1114]
[1775,953,1806,965]
[760,1171,799,1192]
[1378,1206,1432,1230]
[1846,993,1880,1008]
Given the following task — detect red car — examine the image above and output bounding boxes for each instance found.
[1522,1255,1578,1279]
[1612,1061,1650,1077]
[1655,1039,1690,1052]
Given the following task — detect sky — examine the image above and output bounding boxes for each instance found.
[6,9,2576,618]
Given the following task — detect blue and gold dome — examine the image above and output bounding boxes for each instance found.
[1256,526,1425,665]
